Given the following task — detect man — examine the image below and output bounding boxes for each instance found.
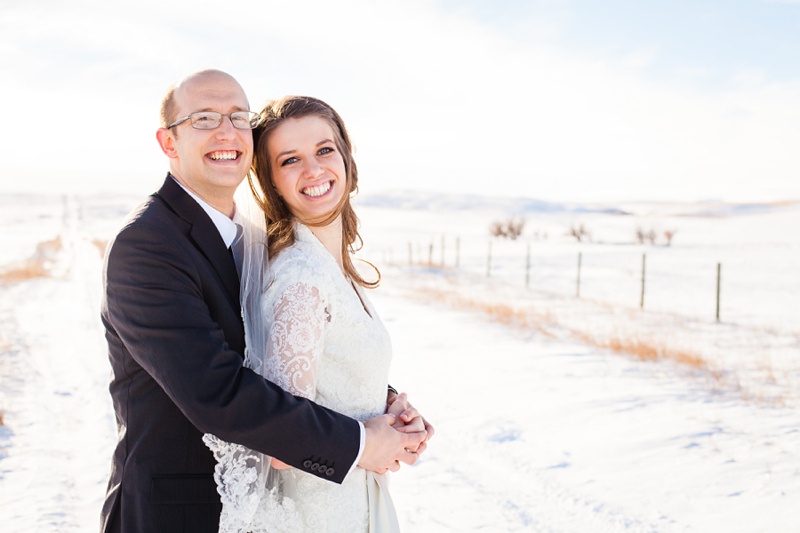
[100,69,430,532]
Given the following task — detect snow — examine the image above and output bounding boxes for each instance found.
[0,192,798,532]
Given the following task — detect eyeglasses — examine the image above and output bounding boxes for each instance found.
[167,111,260,130]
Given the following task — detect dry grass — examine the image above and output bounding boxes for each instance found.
[573,332,726,386]
[0,262,49,282]
[92,239,108,256]
[0,236,61,283]
[434,288,784,405]
[407,286,558,338]
[409,283,729,384]
[431,287,791,403]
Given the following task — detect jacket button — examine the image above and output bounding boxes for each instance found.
[303,460,313,468]
[311,462,320,471]
[325,467,335,476]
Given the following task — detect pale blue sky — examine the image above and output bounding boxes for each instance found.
[2,0,799,202]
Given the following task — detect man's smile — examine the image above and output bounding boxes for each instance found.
[207,150,241,161]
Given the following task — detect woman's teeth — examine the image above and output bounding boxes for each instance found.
[303,181,332,197]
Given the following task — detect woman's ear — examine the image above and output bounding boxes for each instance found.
[156,128,179,159]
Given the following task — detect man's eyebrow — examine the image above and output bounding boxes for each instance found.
[191,106,250,113]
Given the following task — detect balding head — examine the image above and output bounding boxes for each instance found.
[160,69,244,129]
[154,69,253,214]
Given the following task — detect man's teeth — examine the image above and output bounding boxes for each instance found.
[209,151,238,161]
[303,181,331,198]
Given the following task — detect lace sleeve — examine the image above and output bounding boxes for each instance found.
[202,434,273,532]
[200,200,309,532]
[202,281,327,533]
[264,281,328,400]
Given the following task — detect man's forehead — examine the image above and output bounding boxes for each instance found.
[175,75,249,111]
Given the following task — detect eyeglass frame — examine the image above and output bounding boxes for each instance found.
[167,110,260,130]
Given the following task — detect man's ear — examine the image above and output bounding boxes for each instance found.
[156,128,179,159]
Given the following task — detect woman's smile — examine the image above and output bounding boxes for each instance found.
[302,180,333,198]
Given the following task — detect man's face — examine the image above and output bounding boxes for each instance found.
[161,74,253,206]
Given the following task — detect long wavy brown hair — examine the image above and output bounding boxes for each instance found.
[249,95,380,288]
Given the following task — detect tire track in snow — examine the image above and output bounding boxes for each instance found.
[0,197,114,532]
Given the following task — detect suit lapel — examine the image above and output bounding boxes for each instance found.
[156,175,240,307]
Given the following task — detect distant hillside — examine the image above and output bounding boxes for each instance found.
[354,190,630,215]
[355,190,800,218]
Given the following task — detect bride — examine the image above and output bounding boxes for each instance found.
[204,96,415,532]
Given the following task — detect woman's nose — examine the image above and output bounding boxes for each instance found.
[302,158,324,179]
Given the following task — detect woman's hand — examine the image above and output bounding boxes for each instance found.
[386,391,435,454]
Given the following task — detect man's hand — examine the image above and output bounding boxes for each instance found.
[386,391,435,454]
[358,413,427,474]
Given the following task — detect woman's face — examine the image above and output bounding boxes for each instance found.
[266,115,347,223]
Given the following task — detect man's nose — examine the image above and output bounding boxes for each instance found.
[214,115,237,138]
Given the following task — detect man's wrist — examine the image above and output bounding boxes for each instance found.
[350,421,366,474]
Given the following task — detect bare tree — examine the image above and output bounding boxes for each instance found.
[663,229,677,246]
[489,221,507,238]
[635,226,646,245]
[569,223,590,243]
[506,217,525,240]
[489,217,526,240]
[636,225,663,246]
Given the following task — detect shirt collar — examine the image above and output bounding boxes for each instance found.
[170,175,240,248]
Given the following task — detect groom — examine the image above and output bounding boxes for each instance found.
[100,69,430,532]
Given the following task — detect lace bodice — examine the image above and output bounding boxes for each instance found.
[263,223,392,420]
[204,222,396,532]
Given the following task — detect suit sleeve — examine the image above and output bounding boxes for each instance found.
[104,221,360,483]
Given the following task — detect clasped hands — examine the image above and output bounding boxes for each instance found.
[359,391,434,475]
[270,391,433,474]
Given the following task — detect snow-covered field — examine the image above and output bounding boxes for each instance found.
[0,191,798,532]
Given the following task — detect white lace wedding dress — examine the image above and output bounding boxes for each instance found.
[204,222,399,532]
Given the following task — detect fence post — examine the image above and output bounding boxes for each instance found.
[716,262,722,322]
[408,242,412,265]
[486,241,492,278]
[640,253,646,309]
[428,242,433,266]
[576,251,582,298]
[441,235,446,267]
[455,237,460,268]
[525,243,531,288]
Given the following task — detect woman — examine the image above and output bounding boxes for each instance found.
[205,96,404,532]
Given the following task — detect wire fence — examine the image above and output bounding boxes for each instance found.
[376,233,798,335]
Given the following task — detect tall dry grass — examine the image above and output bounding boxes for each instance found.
[92,239,108,256]
[405,284,733,388]
[0,236,62,283]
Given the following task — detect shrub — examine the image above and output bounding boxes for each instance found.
[489,217,526,240]
[569,223,590,243]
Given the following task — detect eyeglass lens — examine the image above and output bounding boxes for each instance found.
[190,111,258,130]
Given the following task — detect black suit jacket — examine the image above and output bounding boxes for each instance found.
[100,176,360,532]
